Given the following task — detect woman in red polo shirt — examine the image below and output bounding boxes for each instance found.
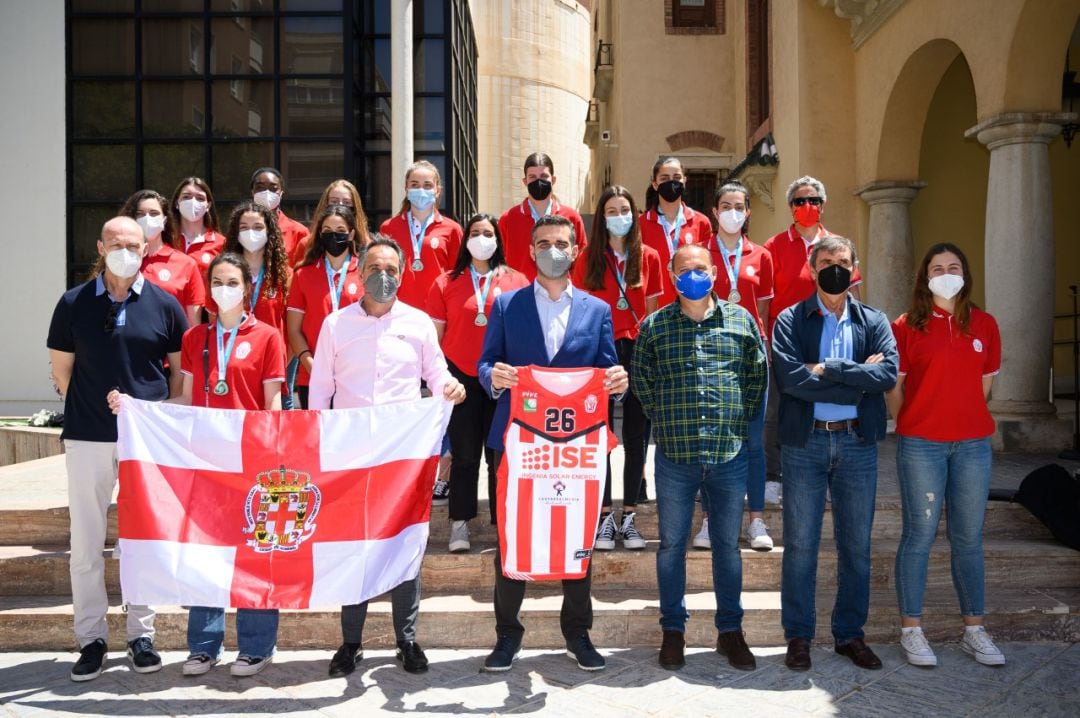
[170,177,225,298]
[572,185,661,552]
[218,202,292,346]
[379,160,462,311]
[119,189,204,328]
[250,167,310,264]
[702,181,775,552]
[497,152,588,280]
[886,243,1004,669]
[427,213,529,552]
[286,205,365,409]
[639,156,714,308]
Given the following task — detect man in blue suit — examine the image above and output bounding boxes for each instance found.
[478,214,628,673]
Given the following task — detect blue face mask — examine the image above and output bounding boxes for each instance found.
[605,214,634,238]
[407,187,437,211]
[675,269,713,301]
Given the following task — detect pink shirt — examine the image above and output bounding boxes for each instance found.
[307,298,451,409]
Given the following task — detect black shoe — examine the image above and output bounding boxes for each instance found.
[71,638,107,682]
[126,637,162,674]
[637,477,650,504]
[658,630,685,670]
[566,633,605,671]
[396,640,429,673]
[835,637,882,670]
[785,637,812,671]
[716,630,757,671]
[328,642,363,677]
[483,636,521,672]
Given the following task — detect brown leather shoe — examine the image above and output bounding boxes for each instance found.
[835,637,882,670]
[785,637,812,671]
[658,630,685,670]
[716,631,756,671]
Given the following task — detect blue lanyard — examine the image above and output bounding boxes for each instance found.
[470,265,494,314]
[215,316,244,383]
[324,255,350,312]
[409,212,433,262]
[657,207,686,260]
[719,237,744,291]
[607,248,626,291]
[249,265,264,312]
[528,200,552,222]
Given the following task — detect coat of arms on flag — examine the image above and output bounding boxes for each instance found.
[115,396,451,609]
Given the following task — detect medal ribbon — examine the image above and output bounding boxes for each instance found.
[658,207,686,263]
[215,316,243,387]
[249,265,265,312]
[719,237,743,296]
[324,254,350,312]
[409,212,434,266]
[608,248,627,294]
[469,265,493,317]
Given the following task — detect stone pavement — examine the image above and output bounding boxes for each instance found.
[1,643,1079,717]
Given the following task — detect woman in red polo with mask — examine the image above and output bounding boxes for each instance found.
[170,177,225,300]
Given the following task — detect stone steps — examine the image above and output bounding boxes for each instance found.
[1,587,1076,651]
[2,539,1076,596]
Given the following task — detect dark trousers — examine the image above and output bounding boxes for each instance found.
[602,338,647,508]
[296,385,309,410]
[340,574,422,645]
[490,450,594,642]
[446,361,498,523]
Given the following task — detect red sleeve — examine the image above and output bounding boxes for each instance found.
[892,315,910,375]
[447,223,463,265]
[645,249,663,297]
[426,274,449,321]
[183,262,205,307]
[695,213,714,247]
[180,325,200,376]
[574,213,588,249]
[286,269,306,312]
[571,256,587,288]
[290,235,310,267]
[983,313,1002,376]
[263,329,287,382]
[758,246,774,299]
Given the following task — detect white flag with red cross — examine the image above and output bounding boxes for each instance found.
[115,395,450,609]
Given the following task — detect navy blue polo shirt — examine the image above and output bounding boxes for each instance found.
[47,274,186,442]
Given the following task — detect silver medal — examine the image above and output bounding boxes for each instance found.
[616,297,630,311]
[474,313,488,327]
[213,380,229,396]
[412,258,424,272]
[728,290,741,303]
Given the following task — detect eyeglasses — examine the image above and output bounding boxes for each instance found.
[103,301,123,333]
[791,197,824,207]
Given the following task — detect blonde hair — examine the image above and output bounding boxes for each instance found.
[398,160,442,213]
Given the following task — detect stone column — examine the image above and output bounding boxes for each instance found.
[391,0,414,190]
[965,113,1075,451]
[854,180,926,321]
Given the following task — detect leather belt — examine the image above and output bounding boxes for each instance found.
[813,419,860,432]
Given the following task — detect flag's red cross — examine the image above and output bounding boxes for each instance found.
[119,410,437,609]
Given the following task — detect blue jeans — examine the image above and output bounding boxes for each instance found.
[746,382,767,513]
[187,607,279,659]
[895,435,991,618]
[283,356,299,410]
[654,444,747,633]
[781,429,877,643]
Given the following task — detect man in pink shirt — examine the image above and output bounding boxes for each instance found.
[309,234,465,678]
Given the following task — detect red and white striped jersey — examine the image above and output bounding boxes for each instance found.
[497,366,617,581]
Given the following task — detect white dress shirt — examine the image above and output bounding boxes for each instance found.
[307,298,451,410]
[533,280,573,361]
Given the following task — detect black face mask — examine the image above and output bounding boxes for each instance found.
[320,231,351,257]
[527,178,553,202]
[816,264,852,295]
[657,179,684,203]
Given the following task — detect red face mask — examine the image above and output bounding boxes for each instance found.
[793,203,821,228]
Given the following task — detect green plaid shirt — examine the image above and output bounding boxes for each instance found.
[632,295,767,464]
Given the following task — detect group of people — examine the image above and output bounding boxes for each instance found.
[47,152,1006,684]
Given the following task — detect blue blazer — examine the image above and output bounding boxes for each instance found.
[478,284,618,451]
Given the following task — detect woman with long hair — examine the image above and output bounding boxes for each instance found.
[291,179,371,266]
[572,185,662,551]
[218,201,292,346]
[169,177,225,299]
[886,243,1004,668]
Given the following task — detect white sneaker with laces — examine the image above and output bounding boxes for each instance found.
[431,479,450,506]
[448,520,470,553]
[746,518,773,551]
[900,627,937,667]
[619,511,646,550]
[182,654,219,676]
[594,512,617,550]
[961,626,1005,666]
[692,517,711,550]
[231,655,272,677]
[764,481,782,505]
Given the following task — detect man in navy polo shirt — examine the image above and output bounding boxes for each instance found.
[47,216,186,682]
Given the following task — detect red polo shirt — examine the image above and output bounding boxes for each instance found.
[285,256,364,386]
[141,244,205,311]
[892,307,1001,441]
[572,244,664,341]
[380,210,463,311]
[763,225,862,335]
[180,314,287,410]
[638,204,714,308]
[181,230,226,299]
[426,267,530,376]
[276,210,309,265]
[709,236,774,338]
[204,268,291,344]
[498,199,589,281]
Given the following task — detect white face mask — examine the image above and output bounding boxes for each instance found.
[467,233,498,261]
[211,284,245,312]
[178,198,208,222]
[136,214,165,240]
[104,248,143,279]
[253,189,282,211]
[928,273,964,301]
[238,229,268,253]
[717,208,746,235]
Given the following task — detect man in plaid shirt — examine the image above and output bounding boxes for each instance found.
[632,243,767,672]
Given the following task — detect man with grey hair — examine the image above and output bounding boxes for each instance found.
[770,234,897,672]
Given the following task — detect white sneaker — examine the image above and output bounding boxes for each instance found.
[230,655,272,677]
[764,481,782,505]
[961,626,1005,666]
[692,517,711,550]
[594,512,617,550]
[449,520,470,553]
[619,511,646,550]
[900,628,937,667]
[746,518,774,551]
[182,654,219,676]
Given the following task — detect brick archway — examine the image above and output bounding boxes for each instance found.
[665,130,725,153]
